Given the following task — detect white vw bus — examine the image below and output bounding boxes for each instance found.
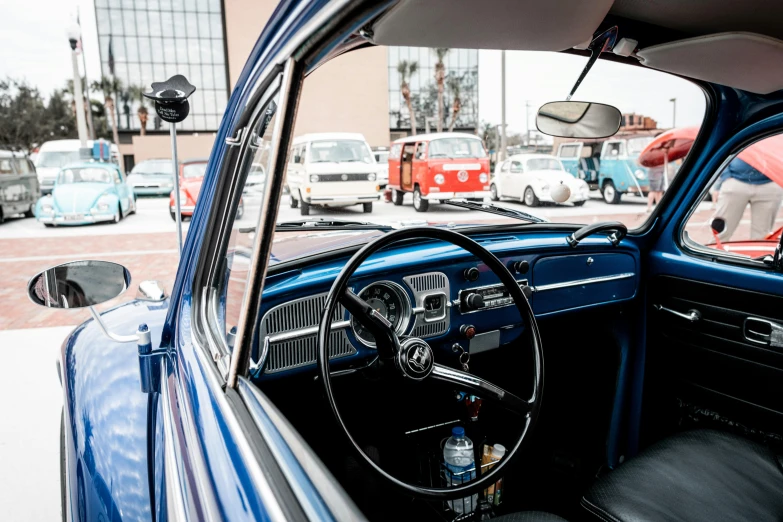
[287,133,381,215]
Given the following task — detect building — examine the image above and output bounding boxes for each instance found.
[621,113,658,131]
[93,0,389,170]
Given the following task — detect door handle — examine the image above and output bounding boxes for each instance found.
[653,304,701,322]
[743,317,783,348]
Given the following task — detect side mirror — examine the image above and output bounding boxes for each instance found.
[294,155,301,163]
[536,101,622,139]
[711,217,726,234]
[28,260,130,309]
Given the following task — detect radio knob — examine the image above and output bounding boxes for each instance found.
[512,260,530,274]
[464,267,480,282]
[465,292,484,310]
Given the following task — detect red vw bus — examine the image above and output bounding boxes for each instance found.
[387,132,491,212]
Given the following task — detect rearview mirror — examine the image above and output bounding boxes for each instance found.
[536,101,622,139]
[28,260,131,309]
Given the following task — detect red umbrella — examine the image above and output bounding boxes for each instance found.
[637,126,700,168]
[737,133,783,187]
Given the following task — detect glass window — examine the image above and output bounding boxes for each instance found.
[13,159,33,174]
[429,137,486,158]
[683,134,783,262]
[559,144,580,158]
[135,11,150,37]
[526,158,564,171]
[604,142,625,157]
[57,167,113,184]
[212,40,225,64]
[220,91,280,344]
[96,9,111,35]
[415,142,426,160]
[202,89,216,113]
[109,9,124,35]
[138,39,152,65]
[36,152,81,169]
[159,11,174,36]
[0,159,13,175]
[205,115,219,129]
[307,140,373,164]
[163,38,176,64]
[123,10,137,36]
[198,13,210,39]
[510,161,523,173]
[126,36,139,62]
[207,0,221,12]
[500,161,509,172]
[185,12,199,38]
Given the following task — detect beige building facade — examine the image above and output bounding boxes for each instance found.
[105,0,389,166]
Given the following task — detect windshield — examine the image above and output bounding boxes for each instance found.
[36,151,81,169]
[526,158,564,172]
[627,136,654,155]
[131,160,173,175]
[183,162,207,179]
[307,140,374,163]
[375,151,389,163]
[429,138,487,159]
[57,167,113,184]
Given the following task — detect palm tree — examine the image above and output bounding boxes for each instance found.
[127,85,149,135]
[63,78,92,137]
[397,60,419,133]
[447,74,462,132]
[91,76,124,173]
[434,48,450,132]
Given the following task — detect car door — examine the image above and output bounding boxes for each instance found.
[508,159,524,198]
[644,129,783,449]
[12,157,38,211]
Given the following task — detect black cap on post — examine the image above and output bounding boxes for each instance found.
[143,75,196,123]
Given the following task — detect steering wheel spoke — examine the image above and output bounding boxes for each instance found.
[431,363,532,415]
[339,289,400,359]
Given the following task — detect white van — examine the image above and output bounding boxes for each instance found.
[35,140,119,194]
[287,133,380,215]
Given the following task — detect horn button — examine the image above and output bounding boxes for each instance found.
[398,338,434,380]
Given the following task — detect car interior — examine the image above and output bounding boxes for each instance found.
[221,1,783,521]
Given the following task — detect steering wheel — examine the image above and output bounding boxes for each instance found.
[317,227,544,499]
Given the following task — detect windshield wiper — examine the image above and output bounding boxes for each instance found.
[441,199,547,224]
[238,219,394,234]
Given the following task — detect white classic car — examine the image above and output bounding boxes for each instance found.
[491,153,590,206]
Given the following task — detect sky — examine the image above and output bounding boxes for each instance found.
[1,0,706,135]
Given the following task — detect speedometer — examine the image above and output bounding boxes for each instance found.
[351,281,411,347]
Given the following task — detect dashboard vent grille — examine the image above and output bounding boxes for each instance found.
[266,331,354,373]
[413,320,447,338]
[405,273,448,293]
[259,293,355,374]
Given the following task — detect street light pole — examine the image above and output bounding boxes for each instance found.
[500,50,507,161]
[670,97,677,128]
[67,23,89,149]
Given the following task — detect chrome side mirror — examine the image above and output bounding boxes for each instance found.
[536,101,622,139]
[136,280,167,302]
[28,260,130,309]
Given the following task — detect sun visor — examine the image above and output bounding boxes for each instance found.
[372,0,614,51]
[637,32,783,94]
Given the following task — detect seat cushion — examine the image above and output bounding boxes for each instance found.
[492,512,568,522]
[582,429,783,522]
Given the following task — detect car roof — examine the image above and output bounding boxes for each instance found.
[38,140,118,152]
[392,132,483,144]
[506,153,560,162]
[293,132,367,144]
[0,150,27,158]
[60,161,119,171]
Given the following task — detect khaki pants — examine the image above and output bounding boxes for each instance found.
[715,178,783,241]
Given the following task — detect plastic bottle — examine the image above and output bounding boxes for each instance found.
[444,426,477,514]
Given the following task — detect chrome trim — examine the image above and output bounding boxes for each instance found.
[403,272,450,337]
[533,272,634,292]
[350,280,412,347]
[225,127,244,146]
[267,320,350,343]
[160,363,189,522]
[88,306,138,343]
[653,303,701,322]
[228,58,297,388]
[457,279,529,314]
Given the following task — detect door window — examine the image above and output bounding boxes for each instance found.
[510,161,523,173]
[603,142,625,157]
[415,142,426,160]
[559,144,580,158]
[0,159,13,175]
[682,134,783,263]
[500,161,509,172]
[13,159,33,174]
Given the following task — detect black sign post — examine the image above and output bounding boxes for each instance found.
[143,75,196,255]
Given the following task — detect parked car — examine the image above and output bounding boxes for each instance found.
[372,146,390,188]
[169,158,244,221]
[387,132,491,212]
[28,4,783,522]
[557,136,654,204]
[35,162,135,226]
[34,139,119,194]
[0,150,39,223]
[287,132,380,215]
[127,159,176,196]
[491,154,590,206]
[244,162,266,194]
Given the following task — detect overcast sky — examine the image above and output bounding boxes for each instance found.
[2,0,705,135]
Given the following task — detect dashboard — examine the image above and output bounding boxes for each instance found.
[251,231,639,380]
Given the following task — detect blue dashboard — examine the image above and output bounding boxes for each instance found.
[251,230,639,380]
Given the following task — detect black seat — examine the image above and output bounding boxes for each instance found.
[582,429,783,522]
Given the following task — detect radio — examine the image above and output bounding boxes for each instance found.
[458,279,530,313]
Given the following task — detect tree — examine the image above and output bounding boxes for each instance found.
[0,78,55,152]
[127,84,149,135]
[446,74,462,132]
[480,121,499,153]
[397,60,419,133]
[434,48,449,132]
[91,76,123,172]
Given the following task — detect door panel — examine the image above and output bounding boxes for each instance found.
[401,144,414,189]
[647,275,783,435]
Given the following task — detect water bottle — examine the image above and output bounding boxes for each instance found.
[443,426,477,514]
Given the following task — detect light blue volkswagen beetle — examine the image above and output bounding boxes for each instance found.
[35,162,136,226]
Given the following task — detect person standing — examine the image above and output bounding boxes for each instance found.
[714,157,783,241]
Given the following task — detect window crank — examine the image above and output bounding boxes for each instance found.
[653,304,701,322]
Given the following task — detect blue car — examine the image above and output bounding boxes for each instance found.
[35,162,135,226]
[26,3,783,522]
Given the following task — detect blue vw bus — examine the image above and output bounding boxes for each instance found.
[557,135,654,204]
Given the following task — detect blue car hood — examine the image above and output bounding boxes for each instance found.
[53,183,111,213]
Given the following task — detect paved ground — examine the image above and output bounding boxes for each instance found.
[0,326,70,521]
